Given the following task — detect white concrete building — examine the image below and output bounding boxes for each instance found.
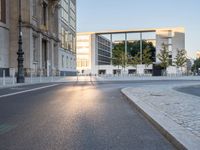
[156,28,185,64]
[77,27,185,75]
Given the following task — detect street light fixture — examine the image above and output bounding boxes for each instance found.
[17,0,25,83]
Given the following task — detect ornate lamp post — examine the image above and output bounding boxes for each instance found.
[17,0,25,83]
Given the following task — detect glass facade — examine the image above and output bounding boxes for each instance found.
[69,0,76,30]
[61,0,76,30]
[97,36,111,65]
[60,27,76,53]
[59,0,76,73]
[61,0,69,23]
[60,0,76,53]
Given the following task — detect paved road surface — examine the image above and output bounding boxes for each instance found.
[175,84,200,97]
[1,80,196,150]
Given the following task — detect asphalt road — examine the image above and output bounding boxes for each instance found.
[0,80,197,150]
[175,84,200,97]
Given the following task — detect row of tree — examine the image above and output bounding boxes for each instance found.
[112,40,155,70]
[112,41,188,73]
[158,44,187,71]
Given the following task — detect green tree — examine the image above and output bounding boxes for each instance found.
[157,44,170,74]
[112,47,128,72]
[174,49,187,71]
[129,52,141,67]
[121,52,129,70]
[192,58,200,74]
[112,40,156,73]
[113,40,156,63]
[112,47,123,69]
[127,52,141,74]
[142,46,152,67]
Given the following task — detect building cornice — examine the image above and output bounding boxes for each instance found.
[22,22,60,42]
[78,27,185,35]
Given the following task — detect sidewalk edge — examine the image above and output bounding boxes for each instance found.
[121,88,200,150]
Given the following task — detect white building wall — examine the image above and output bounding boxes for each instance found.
[171,30,185,62]
[156,27,185,63]
[0,25,9,68]
[91,34,97,74]
[76,33,93,74]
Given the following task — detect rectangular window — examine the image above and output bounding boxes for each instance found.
[0,0,1,21]
[64,30,68,49]
[0,0,6,23]
[61,0,69,24]
[32,0,36,17]
[66,56,69,68]
[72,36,76,53]
[42,2,47,26]
[60,27,71,50]
[33,36,38,62]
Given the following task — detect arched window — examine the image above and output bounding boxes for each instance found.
[0,0,6,23]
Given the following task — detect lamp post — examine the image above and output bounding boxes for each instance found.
[17,0,25,83]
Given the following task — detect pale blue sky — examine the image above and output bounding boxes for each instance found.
[77,0,200,58]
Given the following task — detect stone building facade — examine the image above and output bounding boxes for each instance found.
[0,0,76,77]
[9,0,60,76]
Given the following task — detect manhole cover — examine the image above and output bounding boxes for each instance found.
[150,94,164,97]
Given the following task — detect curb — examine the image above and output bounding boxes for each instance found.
[121,88,200,150]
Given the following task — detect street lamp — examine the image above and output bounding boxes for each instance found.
[17,0,25,83]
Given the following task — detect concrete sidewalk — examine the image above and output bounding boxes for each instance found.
[97,75,200,81]
[121,83,200,150]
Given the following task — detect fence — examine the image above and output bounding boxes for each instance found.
[0,73,199,87]
[0,76,79,87]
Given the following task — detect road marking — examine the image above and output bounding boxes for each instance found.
[0,124,17,135]
[0,84,60,99]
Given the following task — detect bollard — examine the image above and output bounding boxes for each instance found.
[51,74,53,82]
[30,71,33,83]
[39,72,42,83]
[3,70,5,86]
[12,69,15,85]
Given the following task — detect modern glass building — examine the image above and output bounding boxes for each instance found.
[77,27,185,75]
